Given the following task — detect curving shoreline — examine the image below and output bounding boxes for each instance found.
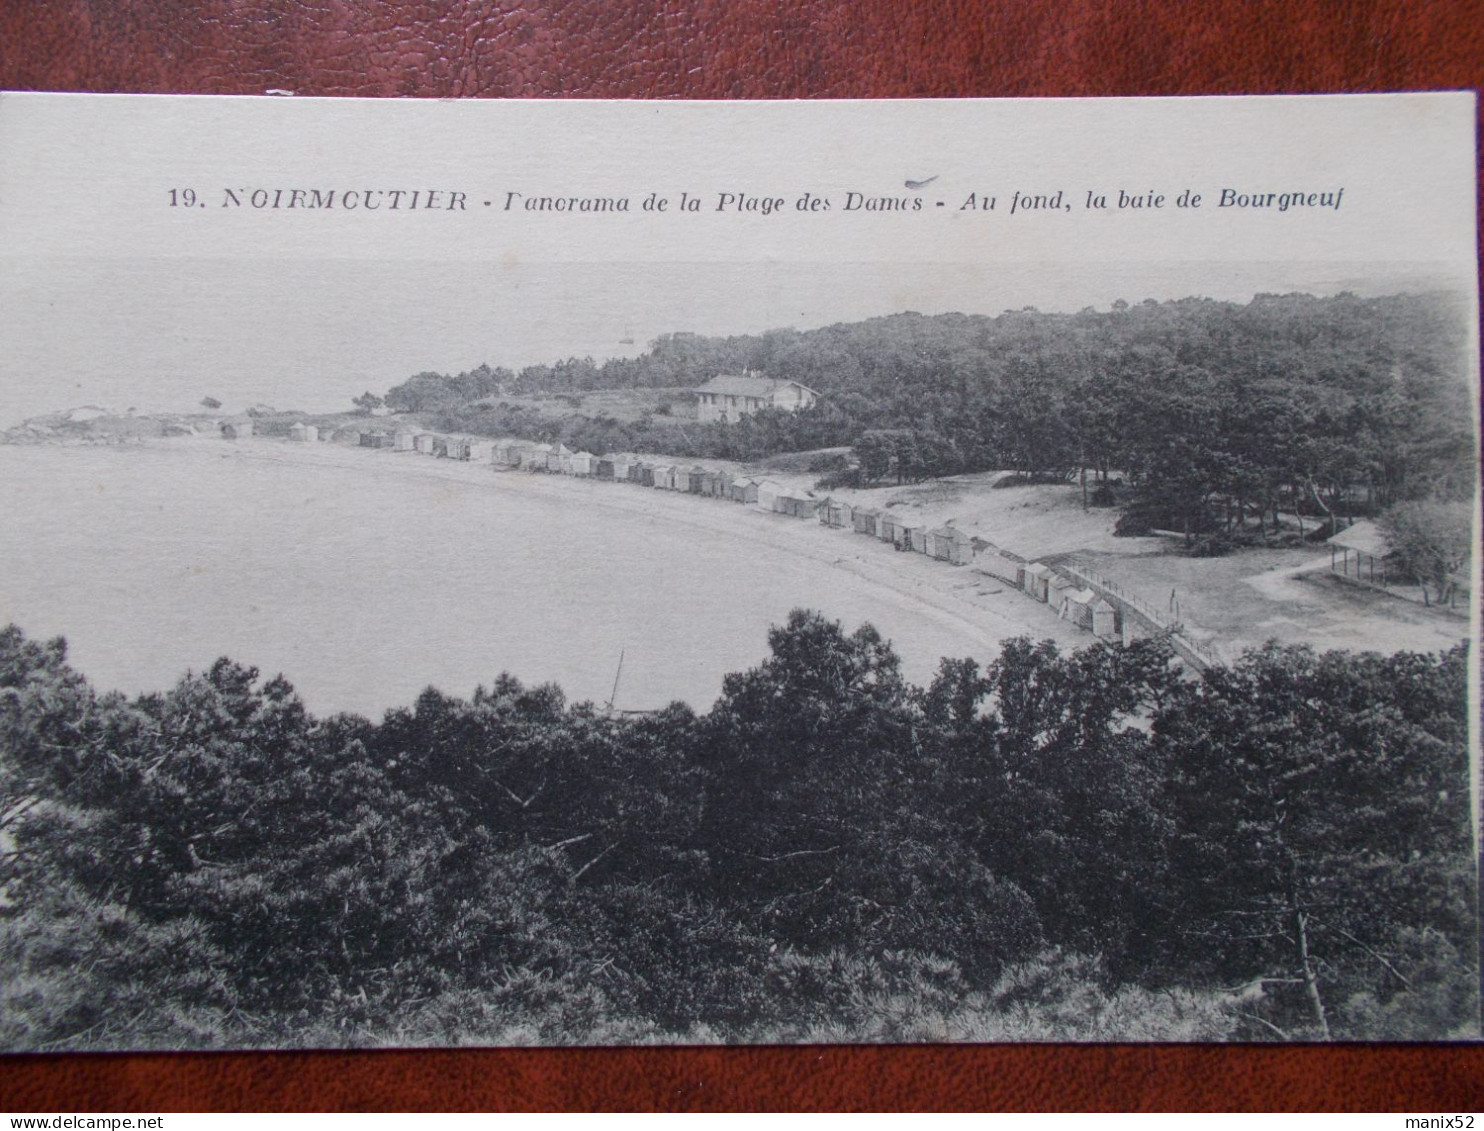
[163,435,1090,661]
[9,434,1465,715]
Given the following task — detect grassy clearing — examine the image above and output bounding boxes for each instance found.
[1068,544,1470,657]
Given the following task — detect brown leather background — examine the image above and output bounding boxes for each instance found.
[0,0,1481,1112]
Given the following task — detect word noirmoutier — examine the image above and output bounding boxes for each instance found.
[217,188,469,210]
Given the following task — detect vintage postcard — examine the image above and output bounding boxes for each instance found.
[0,92,1476,1049]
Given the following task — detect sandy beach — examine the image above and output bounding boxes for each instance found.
[1,435,1103,716]
[200,434,1093,657]
[7,432,1465,718]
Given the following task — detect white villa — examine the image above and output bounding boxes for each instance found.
[694,373,820,424]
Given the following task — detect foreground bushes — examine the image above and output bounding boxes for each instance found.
[0,616,1474,1047]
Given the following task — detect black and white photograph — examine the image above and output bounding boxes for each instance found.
[0,93,1477,1049]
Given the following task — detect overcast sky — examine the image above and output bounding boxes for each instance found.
[0,257,1461,425]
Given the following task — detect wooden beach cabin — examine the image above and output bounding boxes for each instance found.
[782,492,819,519]
[820,497,852,528]
[1020,561,1054,601]
[392,430,416,452]
[1049,572,1076,605]
[288,422,318,443]
[569,451,597,477]
[1089,597,1117,637]
[927,526,973,565]
[1060,586,1096,627]
[414,432,437,455]
[902,522,928,554]
[852,506,882,536]
[776,490,803,518]
[467,440,495,463]
[755,480,785,512]
[976,551,1022,586]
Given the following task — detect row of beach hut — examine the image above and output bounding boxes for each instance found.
[996,559,1117,637]
[820,498,975,565]
[483,440,984,568]
[492,440,829,514]
[273,422,1121,639]
[339,431,999,572]
[341,427,495,461]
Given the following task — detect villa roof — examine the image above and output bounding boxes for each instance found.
[1328,519,1390,557]
[695,374,819,398]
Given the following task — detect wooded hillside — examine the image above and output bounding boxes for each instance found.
[382,292,1475,536]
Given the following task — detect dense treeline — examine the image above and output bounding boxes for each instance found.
[0,618,1475,1047]
[385,292,1474,530]
[426,398,861,467]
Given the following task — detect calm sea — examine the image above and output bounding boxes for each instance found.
[0,443,1000,716]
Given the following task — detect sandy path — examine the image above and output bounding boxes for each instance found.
[1240,553,1336,604]
[172,436,1090,658]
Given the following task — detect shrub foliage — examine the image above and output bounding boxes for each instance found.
[0,617,1474,1046]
